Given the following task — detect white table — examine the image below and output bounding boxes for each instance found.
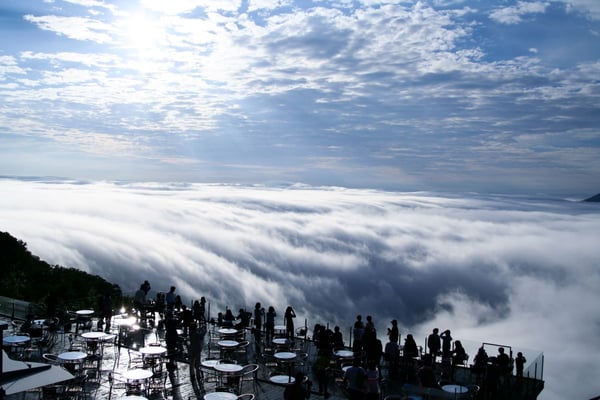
[218,328,239,336]
[201,359,221,369]
[270,374,294,384]
[273,338,290,345]
[274,352,297,360]
[204,392,238,400]
[58,351,87,363]
[217,340,239,348]
[2,336,30,345]
[214,363,243,374]
[76,309,94,316]
[81,331,108,340]
[274,325,286,334]
[123,369,153,381]
[140,346,167,356]
[335,350,354,358]
[442,384,469,394]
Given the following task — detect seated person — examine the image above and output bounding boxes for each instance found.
[452,340,468,366]
[403,334,419,359]
[235,308,251,329]
[222,309,235,327]
[19,314,35,335]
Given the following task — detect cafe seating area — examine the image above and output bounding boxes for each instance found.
[1,300,545,400]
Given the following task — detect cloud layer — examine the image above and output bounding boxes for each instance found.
[1,178,599,399]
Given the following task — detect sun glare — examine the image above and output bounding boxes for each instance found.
[122,14,165,51]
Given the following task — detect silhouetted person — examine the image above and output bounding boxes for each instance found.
[387,319,399,344]
[313,350,330,397]
[284,306,296,340]
[427,328,441,360]
[165,286,177,311]
[365,361,380,400]
[452,340,467,366]
[344,358,367,400]
[515,352,527,377]
[496,347,511,376]
[332,325,344,348]
[403,334,418,359]
[265,306,276,342]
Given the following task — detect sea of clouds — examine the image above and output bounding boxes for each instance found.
[1,178,599,399]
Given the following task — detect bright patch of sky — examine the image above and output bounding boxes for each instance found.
[0,0,599,196]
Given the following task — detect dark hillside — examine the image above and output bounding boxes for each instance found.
[0,231,121,311]
[583,193,600,202]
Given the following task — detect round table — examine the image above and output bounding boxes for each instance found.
[214,363,243,374]
[335,350,354,358]
[274,325,286,334]
[442,384,469,394]
[204,392,238,400]
[76,309,94,316]
[81,331,108,340]
[274,352,296,360]
[273,338,290,345]
[58,351,87,363]
[117,396,148,400]
[2,335,30,345]
[270,374,295,384]
[140,346,167,356]
[217,340,239,348]
[201,359,220,369]
[218,328,239,336]
[123,369,153,381]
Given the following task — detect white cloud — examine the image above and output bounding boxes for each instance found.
[0,178,599,399]
[489,1,549,24]
[23,14,115,43]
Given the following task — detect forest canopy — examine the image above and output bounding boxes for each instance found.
[0,231,121,312]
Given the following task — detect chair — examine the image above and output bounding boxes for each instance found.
[41,384,66,400]
[42,353,60,365]
[238,363,259,394]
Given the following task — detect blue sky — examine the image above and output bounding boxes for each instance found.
[1,0,599,196]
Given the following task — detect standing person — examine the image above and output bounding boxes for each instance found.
[344,358,367,400]
[134,284,147,314]
[440,329,453,358]
[199,296,207,325]
[427,328,441,361]
[253,302,263,351]
[353,315,365,348]
[365,361,380,400]
[265,306,276,343]
[332,326,344,348]
[165,286,177,311]
[101,293,113,333]
[515,352,527,377]
[387,320,399,344]
[284,306,296,341]
[141,280,151,295]
[188,322,206,381]
[313,350,331,398]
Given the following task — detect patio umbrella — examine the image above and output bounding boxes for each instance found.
[1,350,74,396]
